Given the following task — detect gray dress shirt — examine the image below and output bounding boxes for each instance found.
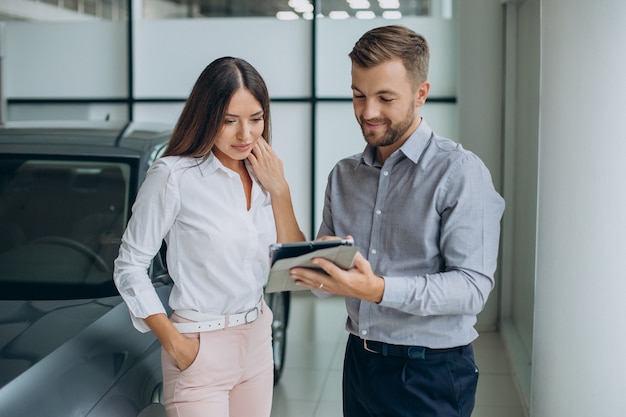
[317,119,505,348]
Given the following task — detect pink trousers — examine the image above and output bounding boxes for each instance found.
[161,300,274,417]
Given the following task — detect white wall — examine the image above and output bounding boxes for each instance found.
[457,0,504,333]
[4,22,127,98]
[531,0,626,415]
[487,0,541,407]
[133,19,311,99]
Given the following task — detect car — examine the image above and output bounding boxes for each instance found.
[0,120,290,417]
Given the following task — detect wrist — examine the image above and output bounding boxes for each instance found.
[367,276,385,304]
[268,182,290,198]
[164,331,188,356]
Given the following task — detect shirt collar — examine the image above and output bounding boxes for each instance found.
[399,118,433,164]
[196,152,250,178]
[361,118,433,166]
[194,152,220,176]
[195,152,267,202]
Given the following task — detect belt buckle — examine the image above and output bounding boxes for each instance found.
[363,339,379,354]
[244,306,259,323]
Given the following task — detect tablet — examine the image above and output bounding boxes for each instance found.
[265,239,358,293]
[269,238,354,265]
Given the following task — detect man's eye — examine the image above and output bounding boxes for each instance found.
[353,95,365,100]
[381,97,394,102]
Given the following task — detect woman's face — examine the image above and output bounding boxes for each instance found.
[212,88,265,171]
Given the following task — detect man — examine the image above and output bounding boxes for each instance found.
[289,25,505,417]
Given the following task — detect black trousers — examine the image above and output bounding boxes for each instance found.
[343,334,479,417]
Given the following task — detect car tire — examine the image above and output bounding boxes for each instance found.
[264,291,290,385]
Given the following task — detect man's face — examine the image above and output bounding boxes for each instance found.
[351,59,429,155]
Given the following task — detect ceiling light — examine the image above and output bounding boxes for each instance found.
[356,11,376,19]
[378,0,399,9]
[329,11,350,19]
[288,0,313,13]
[348,0,370,9]
[382,10,402,19]
[288,0,309,7]
[276,11,300,20]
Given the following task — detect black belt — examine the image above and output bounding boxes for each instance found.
[353,334,466,359]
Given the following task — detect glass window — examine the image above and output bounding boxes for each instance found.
[0,158,131,297]
[0,0,127,21]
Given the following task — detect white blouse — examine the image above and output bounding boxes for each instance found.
[114,153,276,332]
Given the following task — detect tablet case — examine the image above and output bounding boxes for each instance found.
[265,242,358,293]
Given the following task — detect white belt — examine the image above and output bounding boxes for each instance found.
[172,299,262,333]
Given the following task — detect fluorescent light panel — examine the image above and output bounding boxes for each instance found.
[288,0,313,13]
[329,10,350,19]
[378,0,399,9]
[348,0,370,9]
[276,10,299,20]
[356,10,376,19]
[382,10,402,18]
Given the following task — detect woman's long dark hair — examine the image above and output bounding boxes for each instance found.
[163,57,271,157]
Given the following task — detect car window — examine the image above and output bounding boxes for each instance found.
[0,158,132,299]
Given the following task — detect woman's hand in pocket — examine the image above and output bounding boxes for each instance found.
[171,334,200,371]
[145,314,201,371]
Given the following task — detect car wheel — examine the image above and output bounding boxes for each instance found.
[264,291,290,385]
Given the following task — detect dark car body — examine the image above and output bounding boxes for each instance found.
[0,121,289,417]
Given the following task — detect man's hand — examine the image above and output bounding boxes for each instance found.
[289,251,385,304]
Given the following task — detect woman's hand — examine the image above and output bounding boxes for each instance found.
[247,139,289,197]
[170,334,200,371]
[249,138,304,242]
[145,313,200,371]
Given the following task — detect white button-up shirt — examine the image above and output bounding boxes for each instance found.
[114,153,276,332]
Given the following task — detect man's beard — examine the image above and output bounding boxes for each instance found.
[359,106,416,148]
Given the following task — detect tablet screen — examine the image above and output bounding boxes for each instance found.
[269,239,354,265]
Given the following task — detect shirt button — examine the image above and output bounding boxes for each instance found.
[383,171,389,176]
[361,330,368,336]
[371,249,377,255]
[375,209,381,215]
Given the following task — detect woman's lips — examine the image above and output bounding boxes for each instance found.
[232,143,252,152]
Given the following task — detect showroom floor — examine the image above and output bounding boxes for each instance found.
[270,292,528,417]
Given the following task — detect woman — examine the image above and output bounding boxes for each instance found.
[113,57,304,417]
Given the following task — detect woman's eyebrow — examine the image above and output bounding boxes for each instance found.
[224,110,264,117]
